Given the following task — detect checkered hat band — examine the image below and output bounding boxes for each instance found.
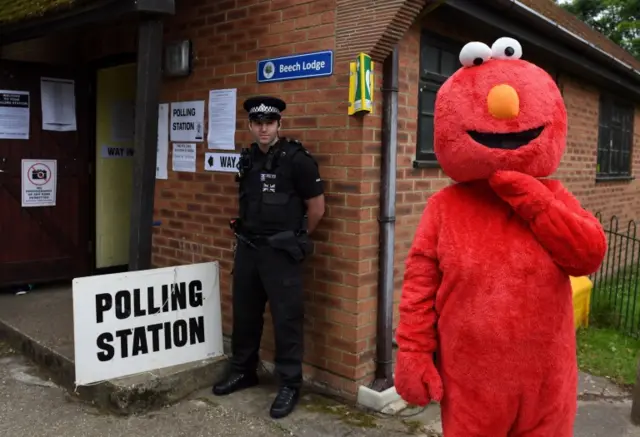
[250,104,280,114]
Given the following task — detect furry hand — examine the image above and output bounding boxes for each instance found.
[394,351,443,406]
[488,170,555,221]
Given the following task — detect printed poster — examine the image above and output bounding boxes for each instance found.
[207,89,236,150]
[21,159,57,207]
[172,143,196,173]
[0,90,30,140]
[156,103,169,179]
[40,77,77,132]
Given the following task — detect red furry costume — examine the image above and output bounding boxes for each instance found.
[394,38,607,436]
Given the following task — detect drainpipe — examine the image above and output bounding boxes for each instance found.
[372,44,399,392]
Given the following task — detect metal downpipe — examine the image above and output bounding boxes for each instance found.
[372,44,399,391]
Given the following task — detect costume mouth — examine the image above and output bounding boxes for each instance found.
[467,126,544,150]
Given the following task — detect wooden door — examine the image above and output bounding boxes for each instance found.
[0,61,91,287]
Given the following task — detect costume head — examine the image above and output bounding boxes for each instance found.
[433,37,567,182]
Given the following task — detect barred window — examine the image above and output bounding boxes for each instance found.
[597,95,634,179]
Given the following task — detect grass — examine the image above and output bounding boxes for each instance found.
[577,263,640,388]
[576,327,640,388]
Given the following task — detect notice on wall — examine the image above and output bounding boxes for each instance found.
[204,152,240,173]
[207,89,236,150]
[170,100,204,143]
[40,77,77,132]
[21,159,57,207]
[156,103,169,180]
[0,90,30,140]
[111,100,135,142]
[172,143,196,173]
[72,262,224,385]
[101,145,134,159]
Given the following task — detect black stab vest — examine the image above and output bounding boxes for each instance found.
[238,138,307,235]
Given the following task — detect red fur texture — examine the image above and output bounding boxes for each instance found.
[395,41,607,437]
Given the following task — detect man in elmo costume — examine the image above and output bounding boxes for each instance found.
[394,37,607,436]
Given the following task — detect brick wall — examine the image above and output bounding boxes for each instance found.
[145,0,382,399]
[390,6,640,326]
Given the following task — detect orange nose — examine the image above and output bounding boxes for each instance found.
[487,84,520,119]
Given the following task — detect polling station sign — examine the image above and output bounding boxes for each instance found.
[170,100,205,143]
[257,50,333,83]
[72,262,224,386]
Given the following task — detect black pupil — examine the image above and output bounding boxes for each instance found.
[473,57,483,66]
[505,46,515,56]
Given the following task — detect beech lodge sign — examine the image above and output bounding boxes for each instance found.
[72,262,224,385]
[257,50,334,83]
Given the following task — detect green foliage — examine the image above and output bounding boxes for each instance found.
[0,0,79,25]
[556,0,640,59]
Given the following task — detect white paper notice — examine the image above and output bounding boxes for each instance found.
[170,100,205,142]
[21,159,57,207]
[0,90,30,140]
[207,88,237,150]
[172,143,196,173]
[156,103,169,179]
[111,100,135,142]
[40,77,77,132]
[204,152,240,173]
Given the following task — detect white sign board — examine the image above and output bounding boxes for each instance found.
[21,159,57,207]
[72,262,224,386]
[170,100,204,142]
[205,152,240,173]
[0,90,30,140]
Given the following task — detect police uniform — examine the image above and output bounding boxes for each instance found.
[212,96,323,419]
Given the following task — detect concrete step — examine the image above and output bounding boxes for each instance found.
[0,285,228,415]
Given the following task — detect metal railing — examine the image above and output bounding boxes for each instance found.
[589,213,640,338]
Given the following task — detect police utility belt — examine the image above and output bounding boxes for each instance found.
[229,218,309,263]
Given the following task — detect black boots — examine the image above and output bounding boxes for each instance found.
[212,372,259,396]
[211,372,300,419]
[269,386,300,419]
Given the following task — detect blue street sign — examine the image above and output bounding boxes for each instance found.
[257,50,334,83]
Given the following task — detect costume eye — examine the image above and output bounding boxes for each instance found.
[491,37,522,60]
[459,42,492,67]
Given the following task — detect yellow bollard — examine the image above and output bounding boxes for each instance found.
[571,276,593,330]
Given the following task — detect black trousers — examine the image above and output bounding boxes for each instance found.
[230,238,304,388]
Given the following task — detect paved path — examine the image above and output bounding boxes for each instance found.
[1,342,639,437]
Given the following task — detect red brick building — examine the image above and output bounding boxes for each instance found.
[1,0,639,401]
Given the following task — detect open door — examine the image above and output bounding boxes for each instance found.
[94,63,137,270]
[0,61,91,287]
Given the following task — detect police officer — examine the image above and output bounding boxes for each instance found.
[212,96,325,419]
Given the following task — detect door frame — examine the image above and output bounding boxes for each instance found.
[87,52,137,275]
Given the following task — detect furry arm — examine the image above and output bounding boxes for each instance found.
[489,171,607,277]
[395,198,443,405]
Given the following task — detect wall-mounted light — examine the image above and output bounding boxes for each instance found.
[164,40,192,78]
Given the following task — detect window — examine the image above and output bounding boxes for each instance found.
[596,95,634,179]
[415,33,462,166]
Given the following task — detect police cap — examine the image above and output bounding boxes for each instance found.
[243,96,286,122]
